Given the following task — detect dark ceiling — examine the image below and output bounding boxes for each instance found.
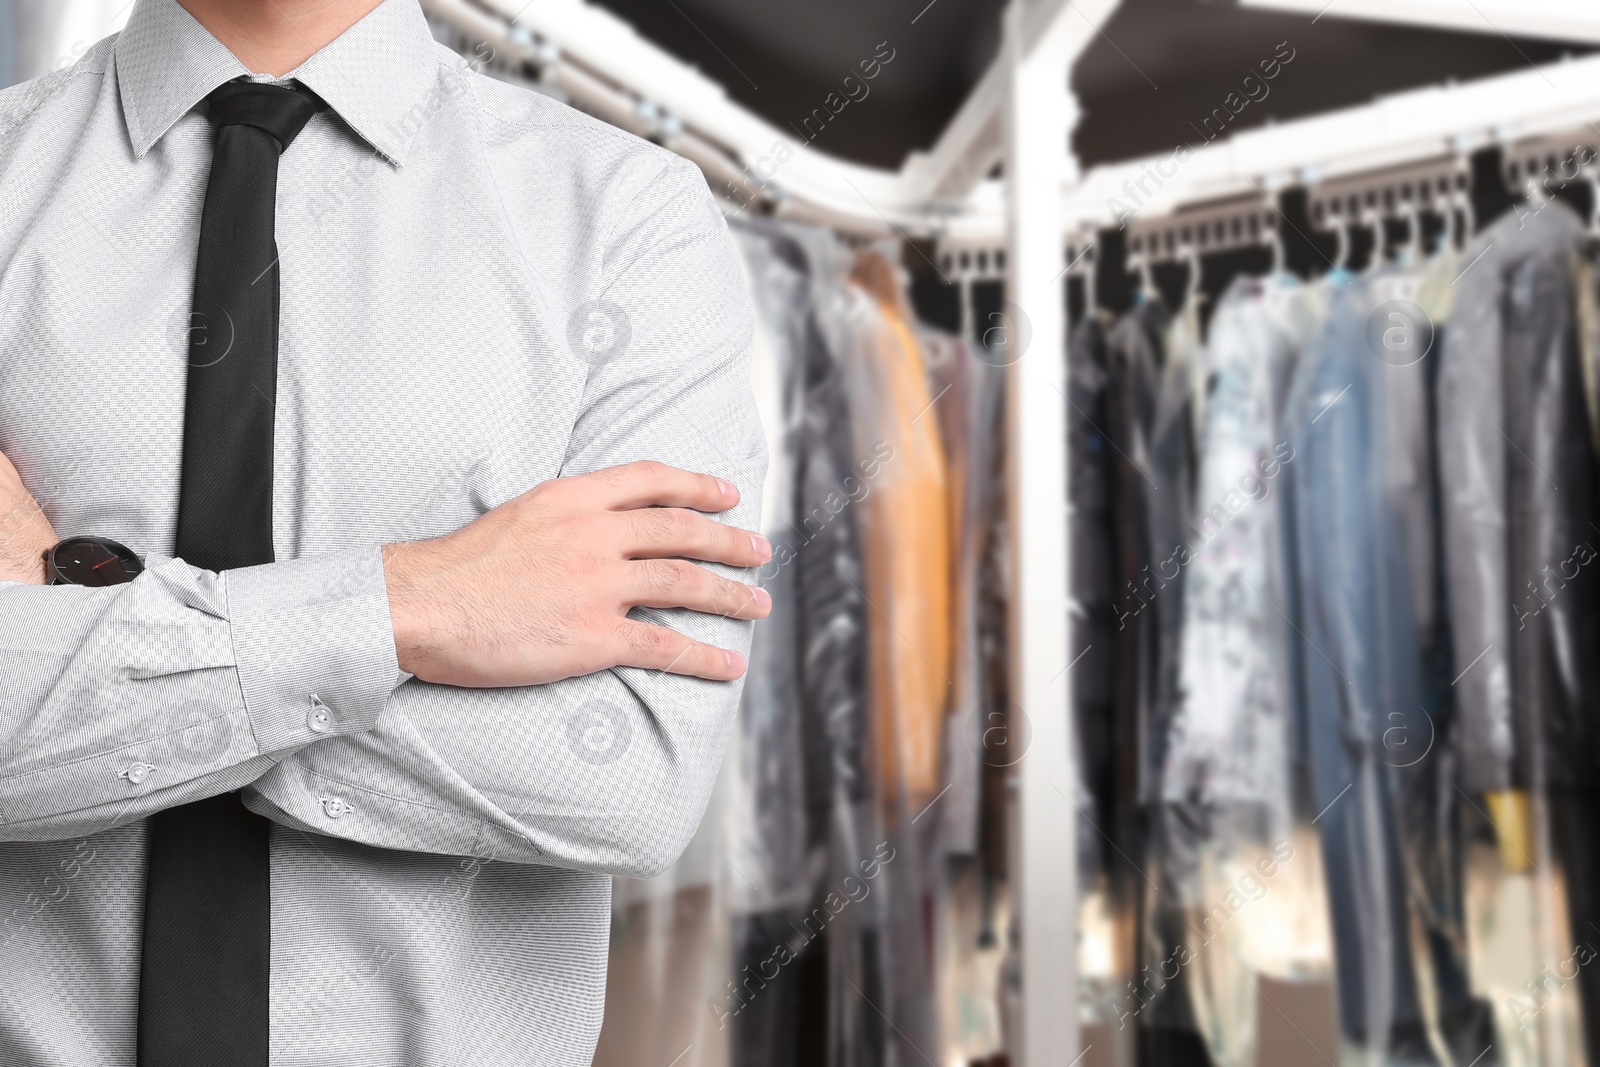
[591,0,1584,170]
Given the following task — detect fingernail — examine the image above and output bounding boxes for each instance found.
[753,586,771,611]
[725,650,745,674]
[717,478,735,500]
[751,533,771,560]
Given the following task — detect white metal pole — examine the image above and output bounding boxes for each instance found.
[1002,1,1080,1063]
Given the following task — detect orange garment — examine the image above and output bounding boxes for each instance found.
[851,252,954,811]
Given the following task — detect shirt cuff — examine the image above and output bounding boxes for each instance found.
[226,545,402,756]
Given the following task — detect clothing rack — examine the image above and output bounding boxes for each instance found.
[414,2,1600,1062]
[934,58,1600,293]
[1101,129,1600,311]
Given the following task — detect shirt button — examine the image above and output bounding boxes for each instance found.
[119,762,155,786]
[319,795,353,819]
[307,694,333,735]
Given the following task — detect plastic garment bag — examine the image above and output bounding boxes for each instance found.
[725,223,825,1067]
[769,230,949,1067]
[1143,297,1200,806]
[1150,275,1315,1067]
[1105,304,1176,1057]
[1065,312,1126,1039]
[826,246,948,1067]
[1103,299,1165,817]
[1165,275,1303,822]
[1087,297,1194,1063]
[1071,207,1600,1067]
[1438,202,1600,1067]
[1065,311,1116,898]
[920,330,1004,860]
[921,329,1008,1064]
[846,250,953,813]
[1440,203,1600,792]
[1288,268,1449,1065]
[1131,297,1210,1064]
[781,225,894,1067]
[726,223,814,920]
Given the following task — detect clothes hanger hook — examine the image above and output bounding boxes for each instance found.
[1184,247,1202,308]
[1400,205,1422,265]
[1132,254,1154,301]
[1363,211,1384,274]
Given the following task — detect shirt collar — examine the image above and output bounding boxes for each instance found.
[114,0,445,166]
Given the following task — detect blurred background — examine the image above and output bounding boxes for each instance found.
[8,1,1600,1065]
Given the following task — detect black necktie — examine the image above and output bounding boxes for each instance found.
[138,79,323,1067]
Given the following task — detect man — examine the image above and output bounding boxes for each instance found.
[0,0,769,1064]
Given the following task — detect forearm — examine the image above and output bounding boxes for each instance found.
[0,449,55,584]
[245,619,751,875]
[249,358,767,871]
[255,456,762,874]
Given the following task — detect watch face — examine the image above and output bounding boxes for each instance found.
[52,537,144,587]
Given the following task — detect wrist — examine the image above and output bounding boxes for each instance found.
[0,526,53,585]
[0,453,55,584]
[382,540,447,677]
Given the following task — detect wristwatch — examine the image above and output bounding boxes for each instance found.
[43,536,145,587]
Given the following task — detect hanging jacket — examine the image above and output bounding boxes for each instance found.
[1066,312,1116,890]
[845,250,954,811]
[921,330,1005,856]
[1104,299,1164,820]
[794,238,942,1067]
[724,223,813,917]
[1287,271,1433,1060]
[1438,202,1600,792]
[1163,276,1301,827]
[1146,299,1199,801]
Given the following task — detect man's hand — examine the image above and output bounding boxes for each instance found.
[382,461,772,687]
[0,452,57,585]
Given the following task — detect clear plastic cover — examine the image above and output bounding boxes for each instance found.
[1074,200,1600,1067]
[596,221,1006,1067]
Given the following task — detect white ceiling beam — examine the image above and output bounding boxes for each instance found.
[901,0,1121,204]
[1051,49,1600,234]
[1238,0,1600,44]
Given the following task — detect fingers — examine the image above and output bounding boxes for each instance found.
[627,559,769,620]
[613,620,747,680]
[622,508,770,567]
[578,461,738,512]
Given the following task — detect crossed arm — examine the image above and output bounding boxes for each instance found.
[0,187,771,877]
[0,458,768,865]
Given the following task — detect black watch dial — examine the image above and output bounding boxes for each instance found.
[49,536,145,587]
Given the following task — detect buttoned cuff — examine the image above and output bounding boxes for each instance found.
[226,545,402,757]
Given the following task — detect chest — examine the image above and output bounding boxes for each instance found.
[0,127,590,560]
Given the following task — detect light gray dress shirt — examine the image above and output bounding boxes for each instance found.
[0,0,765,1063]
